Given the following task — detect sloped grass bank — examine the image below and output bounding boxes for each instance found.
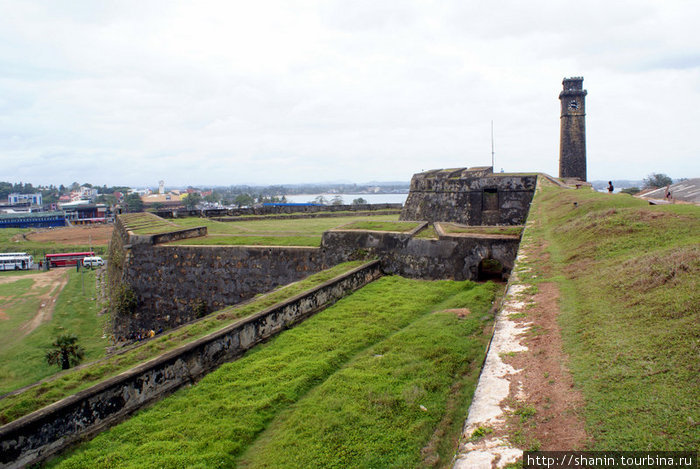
[0,270,107,395]
[239,311,488,469]
[49,277,499,468]
[525,182,699,450]
[0,261,366,425]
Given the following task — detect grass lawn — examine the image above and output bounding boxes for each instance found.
[523,181,699,450]
[415,224,438,239]
[166,214,401,246]
[0,261,368,424]
[336,220,422,232]
[0,270,107,395]
[49,277,500,468]
[440,224,523,237]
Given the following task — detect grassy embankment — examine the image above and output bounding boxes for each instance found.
[336,220,422,232]
[0,261,368,424]
[0,270,107,394]
[522,181,698,450]
[163,214,401,246]
[0,228,107,258]
[440,224,523,236]
[50,277,500,468]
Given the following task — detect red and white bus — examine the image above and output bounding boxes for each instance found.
[45,252,95,268]
[0,252,34,271]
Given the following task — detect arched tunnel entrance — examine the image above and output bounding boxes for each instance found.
[477,257,504,281]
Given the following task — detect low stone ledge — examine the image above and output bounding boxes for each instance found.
[124,226,208,246]
[0,260,382,469]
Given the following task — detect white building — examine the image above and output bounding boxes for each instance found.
[8,193,42,205]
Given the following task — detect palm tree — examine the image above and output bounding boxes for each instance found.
[45,334,85,370]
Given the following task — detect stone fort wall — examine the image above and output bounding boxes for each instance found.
[114,244,331,339]
[400,167,536,225]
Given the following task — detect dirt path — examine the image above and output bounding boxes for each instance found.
[453,235,590,468]
[2,269,72,338]
[25,224,113,246]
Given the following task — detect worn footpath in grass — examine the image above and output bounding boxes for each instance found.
[525,181,699,450]
[49,277,499,468]
[0,270,107,395]
[0,261,367,425]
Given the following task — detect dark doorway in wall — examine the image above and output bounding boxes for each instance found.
[482,188,499,211]
[478,257,503,281]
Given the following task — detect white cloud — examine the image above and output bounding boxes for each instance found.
[0,0,698,186]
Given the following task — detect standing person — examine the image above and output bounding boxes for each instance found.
[607,181,614,194]
[665,185,672,202]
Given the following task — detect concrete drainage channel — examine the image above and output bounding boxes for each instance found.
[452,247,535,468]
[0,261,382,469]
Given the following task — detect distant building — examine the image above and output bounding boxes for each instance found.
[79,186,98,201]
[8,193,42,206]
[159,180,165,195]
[141,192,184,209]
[61,203,109,224]
[0,211,66,229]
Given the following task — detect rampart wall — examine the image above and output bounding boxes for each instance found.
[0,261,382,469]
[321,226,520,280]
[116,245,329,338]
[400,168,536,225]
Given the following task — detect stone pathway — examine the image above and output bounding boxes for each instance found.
[452,275,531,468]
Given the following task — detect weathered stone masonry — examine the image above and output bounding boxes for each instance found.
[118,245,329,338]
[322,224,521,281]
[400,167,536,226]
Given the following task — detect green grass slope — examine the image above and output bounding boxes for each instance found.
[0,261,367,424]
[0,270,107,394]
[524,181,699,450]
[50,277,499,468]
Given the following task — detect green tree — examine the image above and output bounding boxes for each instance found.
[183,193,202,209]
[331,195,344,205]
[352,197,368,205]
[125,193,144,212]
[620,187,640,195]
[643,173,673,189]
[234,193,255,207]
[45,334,85,370]
[313,195,328,205]
[96,194,117,206]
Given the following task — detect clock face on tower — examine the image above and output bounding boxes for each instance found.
[568,100,579,111]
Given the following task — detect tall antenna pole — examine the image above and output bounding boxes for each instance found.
[491,120,495,169]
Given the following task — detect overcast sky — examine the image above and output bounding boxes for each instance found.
[1,0,699,187]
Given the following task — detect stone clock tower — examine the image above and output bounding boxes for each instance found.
[559,77,587,181]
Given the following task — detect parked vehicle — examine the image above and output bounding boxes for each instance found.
[82,256,105,268]
[0,252,34,271]
[45,252,95,268]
